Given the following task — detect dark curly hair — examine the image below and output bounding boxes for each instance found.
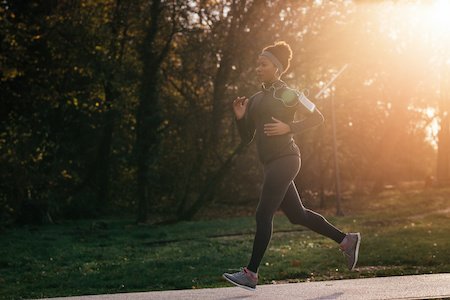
[262,41,293,75]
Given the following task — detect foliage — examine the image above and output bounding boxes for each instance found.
[0,0,447,225]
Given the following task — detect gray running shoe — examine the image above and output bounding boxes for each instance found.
[222,267,258,291]
[340,232,361,271]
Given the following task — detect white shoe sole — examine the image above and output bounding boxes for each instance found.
[350,232,361,271]
[222,274,256,291]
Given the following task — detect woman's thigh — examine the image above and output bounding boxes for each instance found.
[256,156,301,219]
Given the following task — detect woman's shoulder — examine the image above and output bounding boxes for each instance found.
[249,90,264,100]
[276,86,316,113]
[274,86,301,107]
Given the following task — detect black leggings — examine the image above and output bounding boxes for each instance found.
[247,155,347,273]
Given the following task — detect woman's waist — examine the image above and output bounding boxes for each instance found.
[255,131,295,145]
[256,135,299,153]
[257,140,301,165]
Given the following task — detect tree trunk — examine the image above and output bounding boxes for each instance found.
[437,115,450,186]
[135,0,176,223]
[66,0,129,212]
[178,144,245,221]
[135,79,160,223]
[437,64,450,186]
[94,84,118,213]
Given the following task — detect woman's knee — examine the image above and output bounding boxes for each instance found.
[255,207,273,225]
[295,209,327,228]
[286,208,324,226]
[286,213,307,226]
[305,209,326,222]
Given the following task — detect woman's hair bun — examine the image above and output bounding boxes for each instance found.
[262,40,293,75]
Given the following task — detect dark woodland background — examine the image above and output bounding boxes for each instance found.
[2,0,450,226]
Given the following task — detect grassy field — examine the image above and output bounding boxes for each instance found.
[1,187,449,299]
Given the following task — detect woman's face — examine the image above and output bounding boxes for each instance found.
[256,55,280,84]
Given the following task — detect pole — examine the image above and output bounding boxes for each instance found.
[330,89,344,216]
[313,64,348,216]
[314,64,349,100]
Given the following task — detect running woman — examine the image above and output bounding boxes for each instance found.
[223,41,361,291]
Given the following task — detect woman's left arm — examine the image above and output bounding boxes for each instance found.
[264,90,325,136]
[288,106,324,134]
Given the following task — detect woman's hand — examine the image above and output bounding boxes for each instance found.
[264,117,291,136]
[232,96,248,120]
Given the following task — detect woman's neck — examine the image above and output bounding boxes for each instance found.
[265,78,281,85]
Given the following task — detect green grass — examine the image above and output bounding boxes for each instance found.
[1,187,449,299]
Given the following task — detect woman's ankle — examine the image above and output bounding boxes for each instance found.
[245,267,258,278]
[339,234,350,249]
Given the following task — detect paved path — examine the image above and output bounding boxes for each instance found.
[39,273,450,300]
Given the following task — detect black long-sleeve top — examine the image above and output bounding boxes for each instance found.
[235,81,324,165]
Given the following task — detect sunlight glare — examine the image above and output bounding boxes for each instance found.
[422,0,450,38]
[430,0,450,26]
[425,107,436,119]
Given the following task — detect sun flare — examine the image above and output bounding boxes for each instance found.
[429,0,450,26]
[415,0,450,38]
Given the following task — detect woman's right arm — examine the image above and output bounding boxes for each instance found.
[234,95,256,146]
